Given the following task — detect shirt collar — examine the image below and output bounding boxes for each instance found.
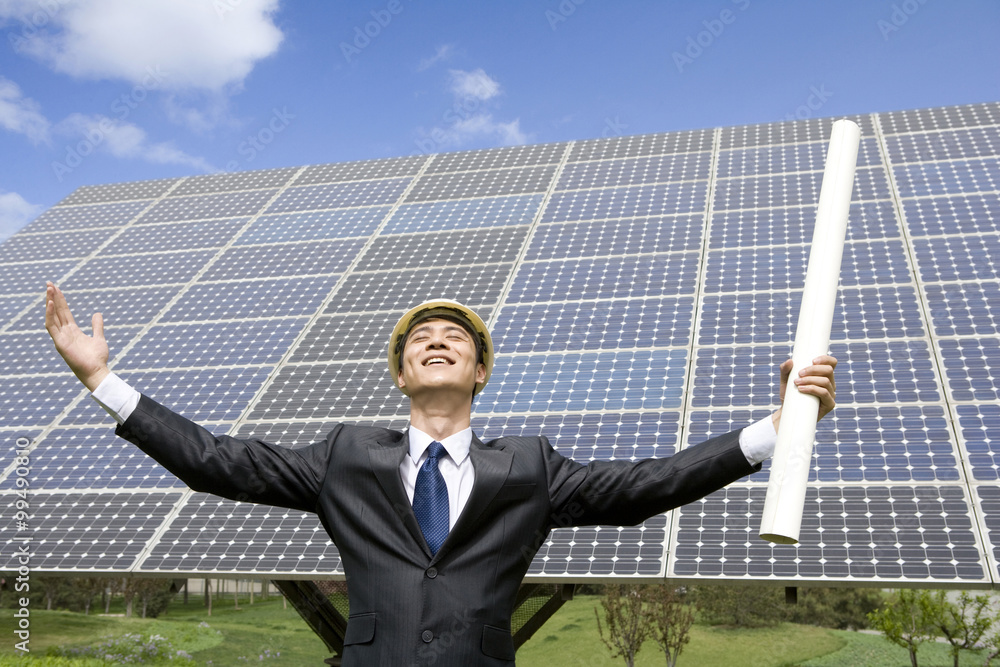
[408,424,473,465]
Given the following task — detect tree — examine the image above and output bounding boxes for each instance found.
[69,577,107,615]
[868,589,936,667]
[689,584,787,628]
[923,590,994,667]
[785,587,883,630]
[647,585,695,667]
[595,584,650,667]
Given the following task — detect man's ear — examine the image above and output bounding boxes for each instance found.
[475,363,486,384]
[397,369,407,389]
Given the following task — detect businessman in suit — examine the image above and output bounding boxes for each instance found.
[45,282,837,666]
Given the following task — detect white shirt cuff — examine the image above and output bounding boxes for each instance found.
[739,415,777,466]
[91,372,140,425]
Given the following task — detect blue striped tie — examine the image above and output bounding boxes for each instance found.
[413,441,449,555]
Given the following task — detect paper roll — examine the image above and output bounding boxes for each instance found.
[758,119,861,545]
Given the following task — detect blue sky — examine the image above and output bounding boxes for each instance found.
[1,0,997,242]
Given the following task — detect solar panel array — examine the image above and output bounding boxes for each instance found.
[2,101,999,588]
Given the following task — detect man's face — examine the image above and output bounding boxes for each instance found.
[396,317,486,399]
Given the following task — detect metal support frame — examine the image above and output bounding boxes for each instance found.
[273,580,576,664]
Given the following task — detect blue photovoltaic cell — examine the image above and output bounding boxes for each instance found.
[887,127,1000,163]
[913,234,1000,283]
[59,179,177,205]
[542,182,709,222]
[161,275,340,322]
[703,240,912,294]
[20,200,151,233]
[716,137,882,178]
[326,264,509,314]
[698,286,924,346]
[713,167,886,210]
[1,327,138,375]
[0,427,194,491]
[975,486,1000,579]
[136,493,341,574]
[527,519,668,577]
[61,250,216,290]
[248,361,408,421]
[721,114,875,150]
[384,195,542,235]
[527,215,702,261]
[555,152,711,190]
[109,217,250,254]
[265,178,409,213]
[0,295,36,329]
[200,239,366,281]
[405,165,556,202]
[507,253,699,303]
[360,227,529,271]
[493,297,693,353]
[691,342,939,408]
[671,485,983,580]
[472,412,682,462]
[0,430,43,482]
[894,158,1000,198]
[0,228,118,262]
[957,404,1000,481]
[1,374,86,427]
[938,338,1000,402]
[0,259,80,295]
[709,200,900,249]
[170,167,298,196]
[137,190,278,224]
[6,286,181,332]
[295,155,426,184]
[475,349,688,414]
[116,318,308,370]
[427,143,564,173]
[903,193,1000,237]
[924,282,1000,337]
[568,129,713,161]
[60,367,271,426]
[880,102,1000,134]
[236,207,389,245]
[0,492,183,571]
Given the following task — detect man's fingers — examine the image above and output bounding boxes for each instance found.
[92,312,105,341]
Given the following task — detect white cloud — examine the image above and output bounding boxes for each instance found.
[0,76,50,143]
[417,44,454,71]
[415,68,528,152]
[2,0,283,93]
[57,113,213,171]
[0,191,43,242]
[448,68,500,102]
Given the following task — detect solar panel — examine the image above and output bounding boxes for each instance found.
[2,100,999,588]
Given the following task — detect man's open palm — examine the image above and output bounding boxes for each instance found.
[44,281,110,391]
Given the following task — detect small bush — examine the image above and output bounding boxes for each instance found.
[48,633,195,665]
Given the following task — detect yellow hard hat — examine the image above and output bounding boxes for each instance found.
[388,299,494,395]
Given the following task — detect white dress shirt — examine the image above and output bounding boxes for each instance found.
[91,373,778,522]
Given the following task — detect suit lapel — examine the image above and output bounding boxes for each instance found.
[433,434,513,564]
[369,432,433,559]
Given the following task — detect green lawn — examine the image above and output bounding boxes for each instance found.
[3,593,997,666]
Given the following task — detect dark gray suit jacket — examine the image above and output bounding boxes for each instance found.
[117,394,760,666]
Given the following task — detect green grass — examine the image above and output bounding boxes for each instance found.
[3,593,998,666]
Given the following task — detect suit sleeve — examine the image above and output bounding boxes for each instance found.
[543,428,761,528]
[115,394,332,513]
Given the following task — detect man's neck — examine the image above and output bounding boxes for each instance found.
[408,393,473,441]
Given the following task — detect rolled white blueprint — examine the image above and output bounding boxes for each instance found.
[759,119,861,545]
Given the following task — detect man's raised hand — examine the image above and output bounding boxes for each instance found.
[44,281,110,392]
[771,354,838,432]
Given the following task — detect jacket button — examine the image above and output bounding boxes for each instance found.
[421,630,433,643]
[426,567,438,579]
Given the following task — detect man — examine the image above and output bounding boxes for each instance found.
[45,282,837,666]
